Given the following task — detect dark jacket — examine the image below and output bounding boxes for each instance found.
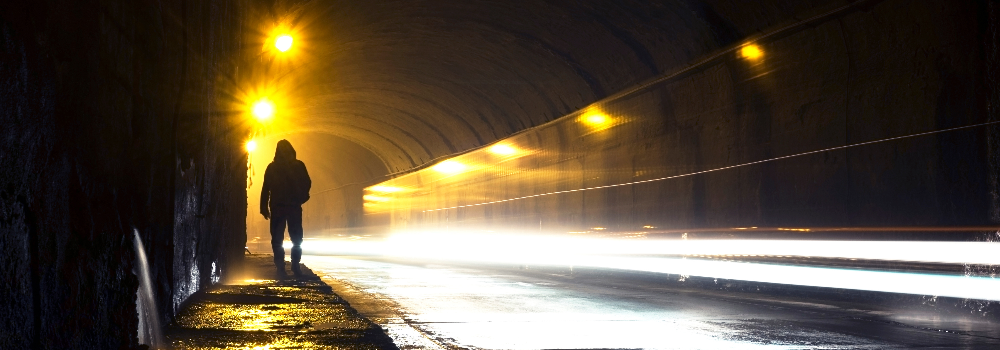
[261,140,311,213]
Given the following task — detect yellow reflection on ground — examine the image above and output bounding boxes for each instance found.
[275,35,293,52]
[741,44,763,60]
[433,160,466,174]
[236,306,279,331]
[252,99,275,122]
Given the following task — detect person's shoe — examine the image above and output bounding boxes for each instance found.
[291,263,301,277]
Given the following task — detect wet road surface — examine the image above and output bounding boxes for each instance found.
[306,255,1000,350]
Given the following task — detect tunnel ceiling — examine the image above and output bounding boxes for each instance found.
[269,0,843,176]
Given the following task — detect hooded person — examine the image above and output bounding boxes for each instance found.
[260,139,311,277]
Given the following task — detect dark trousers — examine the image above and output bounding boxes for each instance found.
[270,205,303,268]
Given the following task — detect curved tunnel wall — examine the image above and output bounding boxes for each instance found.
[284,0,864,174]
[363,0,999,237]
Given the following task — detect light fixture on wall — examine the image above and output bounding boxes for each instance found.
[433,160,467,174]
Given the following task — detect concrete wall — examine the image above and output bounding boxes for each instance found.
[0,0,248,348]
[366,0,1000,239]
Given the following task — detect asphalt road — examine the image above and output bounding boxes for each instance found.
[305,255,1000,350]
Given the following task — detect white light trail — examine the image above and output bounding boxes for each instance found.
[587,256,1000,301]
[292,232,1000,301]
[299,233,1000,265]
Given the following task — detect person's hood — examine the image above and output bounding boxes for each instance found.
[274,139,296,162]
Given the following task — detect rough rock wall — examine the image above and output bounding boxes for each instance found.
[0,0,247,348]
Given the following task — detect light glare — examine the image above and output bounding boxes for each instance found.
[363,195,391,202]
[582,112,608,125]
[369,185,403,193]
[741,44,763,59]
[275,35,293,52]
[245,139,257,152]
[489,144,517,155]
[252,99,275,121]
[433,160,467,174]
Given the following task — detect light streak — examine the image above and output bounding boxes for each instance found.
[636,226,1000,234]
[590,256,1000,301]
[354,233,1000,266]
[422,120,1000,212]
[296,234,1000,301]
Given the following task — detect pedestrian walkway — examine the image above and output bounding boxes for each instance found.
[166,254,398,350]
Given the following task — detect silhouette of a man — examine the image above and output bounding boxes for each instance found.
[260,139,311,277]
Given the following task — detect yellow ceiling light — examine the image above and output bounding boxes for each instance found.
[489,144,517,156]
[275,35,294,52]
[368,185,403,193]
[245,139,257,152]
[741,44,763,60]
[433,160,467,174]
[252,99,275,122]
[580,107,611,127]
[584,113,607,125]
[363,195,391,202]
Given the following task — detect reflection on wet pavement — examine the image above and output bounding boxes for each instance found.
[309,255,1000,350]
[167,256,397,350]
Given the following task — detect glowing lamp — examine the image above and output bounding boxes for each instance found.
[363,195,391,202]
[580,108,611,127]
[275,35,293,52]
[489,144,517,156]
[369,185,403,193]
[252,99,275,121]
[741,44,762,60]
[433,160,466,174]
[245,139,257,152]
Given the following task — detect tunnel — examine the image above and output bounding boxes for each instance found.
[1,0,999,348]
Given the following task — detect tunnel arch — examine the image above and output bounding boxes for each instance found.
[276,0,793,174]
